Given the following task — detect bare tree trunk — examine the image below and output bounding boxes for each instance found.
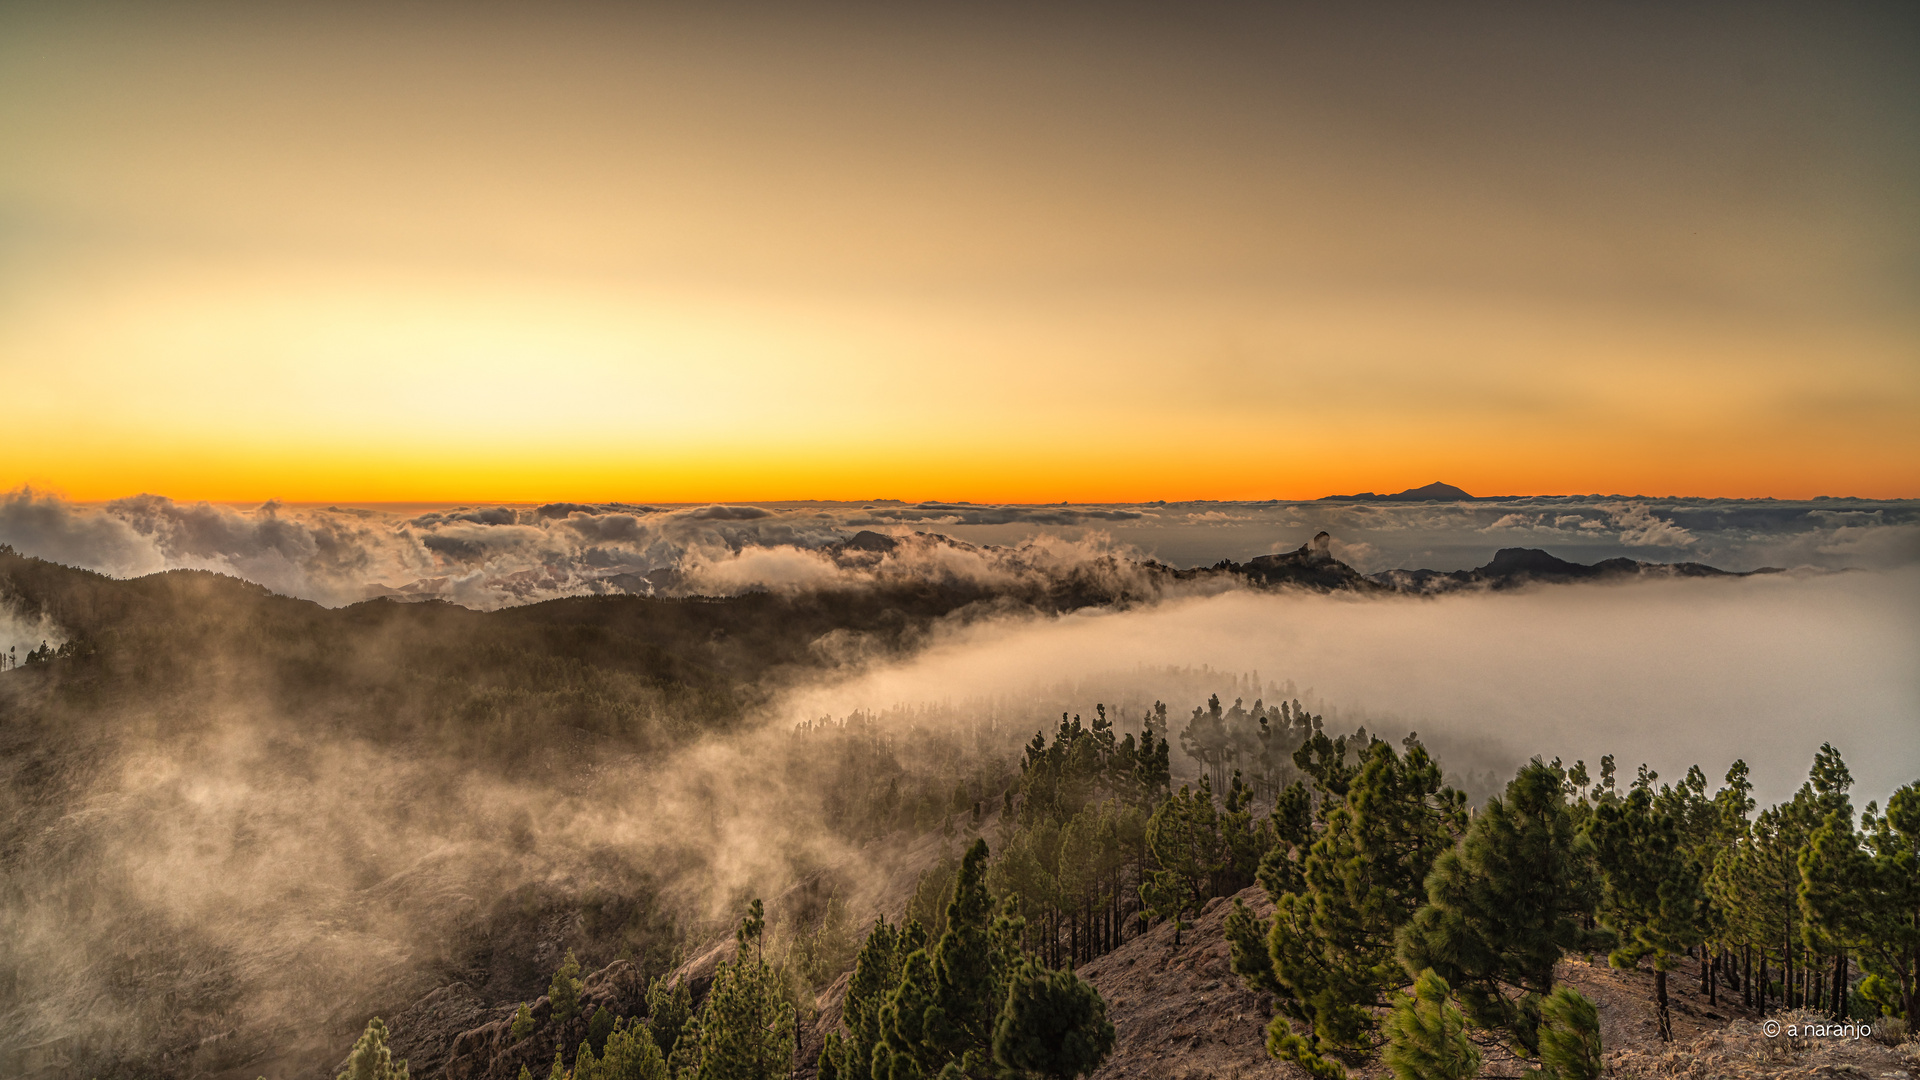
[1785,927,1795,1009]
[1743,945,1752,1010]
[1832,951,1846,1018]
[1655,968,1672,1041]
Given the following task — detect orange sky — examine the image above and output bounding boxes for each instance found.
[3,3,1916,502]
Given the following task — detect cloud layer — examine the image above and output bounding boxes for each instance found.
[2,488,1916,609]
[772,568,1920,808]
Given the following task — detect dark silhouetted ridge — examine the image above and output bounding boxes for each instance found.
[1320,481,1476,501]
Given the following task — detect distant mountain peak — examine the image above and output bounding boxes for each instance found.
[1320,481,1475,502]
[1396,481,1473,500]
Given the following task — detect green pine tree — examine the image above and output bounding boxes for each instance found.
[1381,969,1479,1080]
[828,916,917,1080]
[815,1032,843,1080]
[1844,783,1920,1021]
[882,839,1011,1077]
[1264,741,1466,1075]
[693,900,796,1080]
[991,961,1116,1080]
[878,948,944,1077]
[511,1002,536,1042]
[587,1006,617,1055]
[1587,786,1705,1041]
[646,975,694,1061]
[1141,782,1225,946]
[667,1008,703,1080]
[551,950,585,1026]
[1398,760,1602,1053]
[596,1022,671,1080]
[1225,897,1280,997]
[1535,986,1602,1080]
[337,1018,410,1080]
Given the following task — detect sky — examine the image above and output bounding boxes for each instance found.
[2,2,1917,502]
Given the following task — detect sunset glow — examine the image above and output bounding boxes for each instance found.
[4,3,1916,501]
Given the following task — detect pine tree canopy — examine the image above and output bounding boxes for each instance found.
[1381,969,1479,1080]
[592,1023,670,1080]
[645,975,694,1062]
[1587,785,1705,1040]
[587,1006,616,1055]
[1588,789,1705,970]
[510,1002,535,1043]
[1398,759,1601,1053]
[1844,782,1920,1022]
[1264,740,1466,1070]
[693,900,796,1080]
[992,961,1116,1080]
[1535,986,1603,1080]
[337,1018,410,1080]
[550,951,584,1026]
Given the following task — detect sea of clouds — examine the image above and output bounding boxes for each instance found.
[1,487,1916,611]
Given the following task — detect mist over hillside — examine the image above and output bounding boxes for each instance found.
[1,495,1916,1079]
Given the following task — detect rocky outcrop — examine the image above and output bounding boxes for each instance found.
[1373,546,1780,593]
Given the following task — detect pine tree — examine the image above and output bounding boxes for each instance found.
[1587,786,1705,1041]
[879,948,944,1077]
[1264,741,1466,1074]
[337,1018,410,1080]
[667,1009,703,1079]
[1225,897,1280,997]
[551,950,585,1026]
[511,1002,536,1042]
[1381,969,1479,1080]
[645,975,693,1061]
[585,1007,615,1054]
[815,1033,842,1080]
[1535,986,1603,1080]
[1850,783,1920,1021]
[992,961,1116,1080]
[1179,695,1236,792]
[1133,720,1171,804]
[596,1022,670,1080]
[905,839,1010,1074]
[1399,760,1601,1053]
[1220,771,1273,894]
[1140,781,1225,946]
[828,916,918,1080]
[694,900,796,1080]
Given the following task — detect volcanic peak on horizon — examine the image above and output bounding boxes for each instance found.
[1321,481,1477,502]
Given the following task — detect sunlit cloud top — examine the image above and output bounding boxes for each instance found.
[2,2,1916,501]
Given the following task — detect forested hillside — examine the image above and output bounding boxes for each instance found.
[2,545,1913,1080]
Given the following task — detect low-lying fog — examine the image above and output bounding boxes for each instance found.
[779,568,1920,807]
